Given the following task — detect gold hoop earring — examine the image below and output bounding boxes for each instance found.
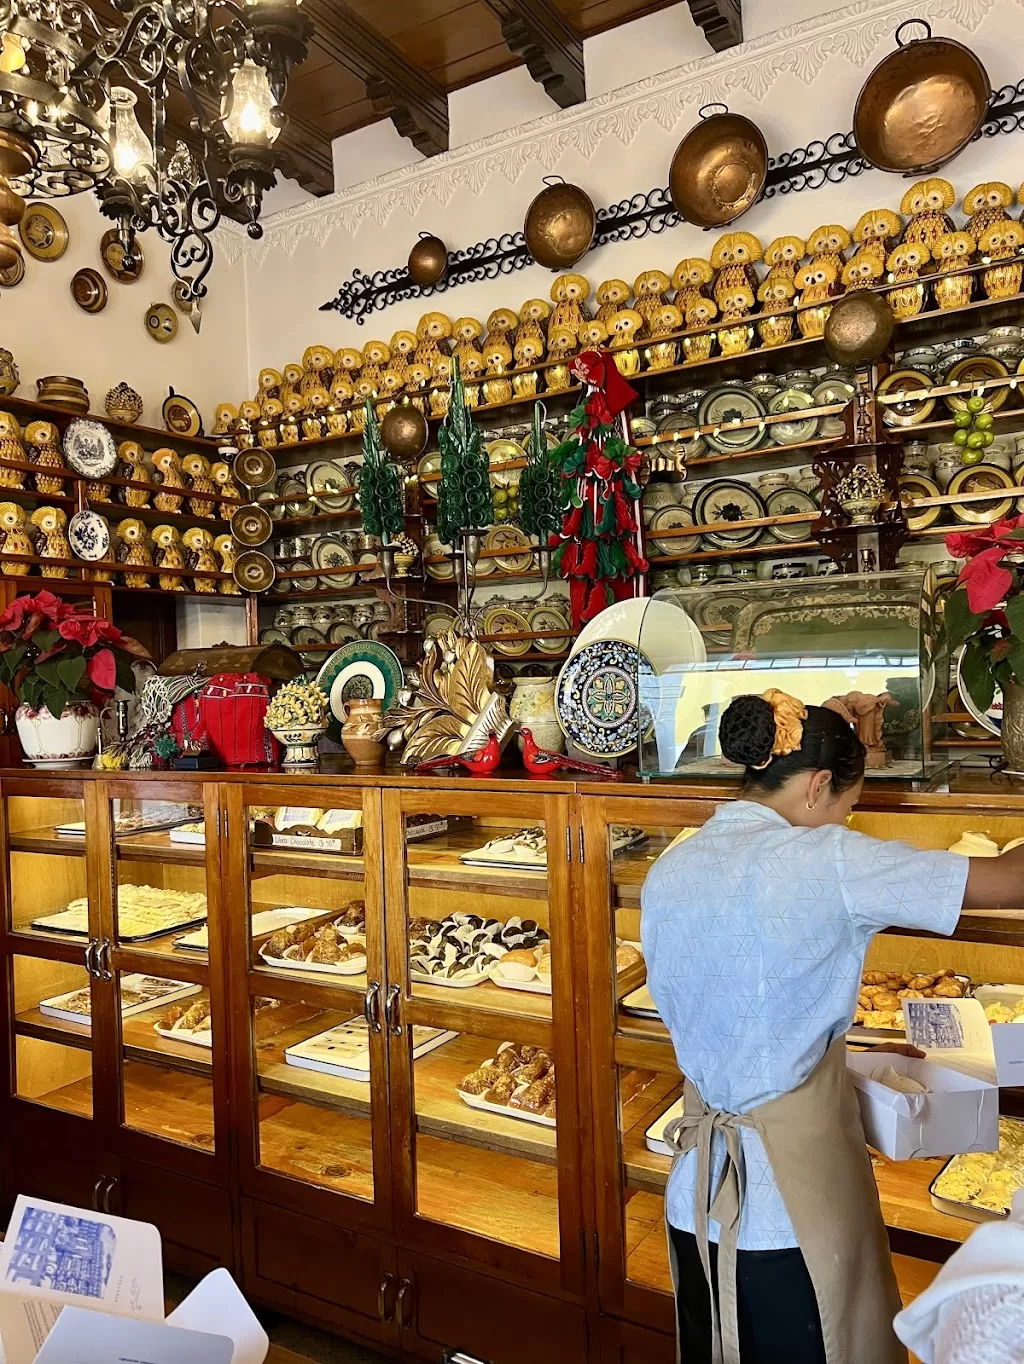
[806,799,817,811]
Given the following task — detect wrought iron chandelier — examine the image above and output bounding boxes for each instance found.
[0,0,312,311]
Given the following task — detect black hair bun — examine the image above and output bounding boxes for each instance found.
[720,694,776,769]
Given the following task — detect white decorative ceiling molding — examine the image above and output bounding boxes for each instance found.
[231,0,1003,269]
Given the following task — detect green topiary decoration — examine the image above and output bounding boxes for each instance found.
[359,401,405,542]
[518,401,563,543]
[436,355,493,545]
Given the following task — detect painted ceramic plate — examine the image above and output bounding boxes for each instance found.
[418,451,441,499]
[312,536,356,589]
[698,386,765,453]
[877,369,935,427]
[100,228,144,282]
[812,376,855,408]
[233,550,276,593]
[897,474,942,531]
[233,448,276,490]
[67,510,110,562]
[945,356,1010,414]
[145,302,177,343]
[64,419,119,479]
[316,642,403,743]
[482,606,532,656]
[162,391,203,437]
[279,477,307,518]
[692,592,748,649]
[484,524,533,574]
[20,204,68,261]
[693,480,767,549]
[291,626,326,647]
[767,389,818,445]
[486,438,526,487]
[765,487,818,543]
[259,629,290,646]
[555,639,655,759]
[948,465,1015,525]
[329,622,361,645]
[423,531,454,579]
[70,268,107,314]
[307,460,354,513]
[649,504,700,556]
[230,504,273,547]
[642,482,681,518]
[528,606,571,654]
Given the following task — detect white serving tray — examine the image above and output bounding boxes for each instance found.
[646,1097,682,1156]
[40,975,201,1028]
[457,1054,556,1129]
[620,984,658,1019]
[175,906,326,952]
[169,827,206,846]
[154,1019,213,1049]
[490,967,551,996]
[410,966,492,989]
[259,934,367,977]
[285,1019,455,1082]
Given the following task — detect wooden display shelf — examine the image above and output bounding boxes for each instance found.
[15,1004,214,1077]
[1,394,226,451]
[648,538,820,566]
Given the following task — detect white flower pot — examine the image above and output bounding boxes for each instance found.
[16,703,100,767]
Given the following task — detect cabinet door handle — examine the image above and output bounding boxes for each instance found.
[99,940,113,982]
[377,1272,394,1322]
[102,1175,118,1214]
[91,1175,106,1210]
[363,981,382,1034]
[396,1277,413,1328]
[84,941,99,979]
[384,984,402,1037]
[443,1354,491,1364]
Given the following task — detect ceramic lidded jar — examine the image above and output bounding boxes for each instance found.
[342,697,387,767]
[901,440,931,476]
[932,445,963,491]
[510,675,563,754]
[756,470,791,497]
[311,605,335,632]
[1013,434,1024,473]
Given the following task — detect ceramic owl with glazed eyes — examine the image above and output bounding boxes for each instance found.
[795,258,840,338]
[513,334,546,396]
[429,355,453,417]
[716,286,754,358]
[183,526,218,594]
[403,361,432,415]
[763,236,806,282]
[595,279,631,325]
[646,304,682,368]
[452,317,484,384]
[545,326,577,392]
[214,534,240,594]
[0,500,32,573]
[116,517,154,589]
[360,339,391,397]
[378,367,406,409]
[389,330,418,376]
[278,362,302,406]
[300,346,333,399]
[671,257,714,318]
[117,441,150,508]
[606,308,643,377]
[0,410,23,488]
[213,401,237,435]
[516,299,551,354]
[756,276,796,348]
[632,269,671,337]
[885,243,931,320]
[413,312,452,370]
[483,307,519,360]
[842,254,884,290]
[152,523,185,591]
[550,274,591,338]
[900,178,956,248]
[482,339,514,406]
[852,209,902,269]
[24,420,65,497]
[710,231,763,310]
[806,224,852,282]
[683,297,718,364]
[257,367,281,408]
[963,182,1014,241]
[152,448,184,513]
[30,505,69,578]
[932,231,976,310]
[978,220,1024,299]
[210,460,241,519]
[335,347,363,385]
[181,452,217,519]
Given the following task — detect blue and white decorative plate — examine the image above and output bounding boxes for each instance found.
[316,641,403,743]
[67,509,110,562]
[555,639,655,759]
[64,419,119,479]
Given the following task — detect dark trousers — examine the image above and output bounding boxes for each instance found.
[670,1226,827,1364]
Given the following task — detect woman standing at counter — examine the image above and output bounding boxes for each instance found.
[641,690,1024,1364]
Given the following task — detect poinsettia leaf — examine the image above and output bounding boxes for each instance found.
[1006,594,1024,643]
[35,659,63,686]
[960,640,996,715]
[943,588,983,654]
[42,684,70,719]
[32,629,58,654]
[56,655,87,695]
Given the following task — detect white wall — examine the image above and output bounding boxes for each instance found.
[240,0,1024,379]
[3,191,249,430]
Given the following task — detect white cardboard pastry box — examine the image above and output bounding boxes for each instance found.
[846,1051,998,1162]
[903,994,1024,1089]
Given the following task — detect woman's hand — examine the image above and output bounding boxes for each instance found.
[872,1043,925,1058]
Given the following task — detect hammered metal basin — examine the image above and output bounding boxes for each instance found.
[824,290,894,366]
[669,109,768,229]
[854,32,990,174]
[524,180,596,270]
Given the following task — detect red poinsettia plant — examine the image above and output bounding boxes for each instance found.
[0,591,147,718]
[943,515,1024,713]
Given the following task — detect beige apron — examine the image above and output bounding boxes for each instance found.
[663,1038,905,1364]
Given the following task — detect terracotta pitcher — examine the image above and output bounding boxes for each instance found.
[342,696,387,767]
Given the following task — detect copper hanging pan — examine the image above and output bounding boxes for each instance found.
[854,20,990,175]
[524,176,596,270]
[669,104,768,230]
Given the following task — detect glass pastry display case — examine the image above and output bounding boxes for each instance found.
[637,571,941,782]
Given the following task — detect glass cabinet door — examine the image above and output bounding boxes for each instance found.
[224,782,391,1231]
[580,793,719,1330]
[383,787,582,1295]
[1,779,100,1123]
[98,780,227,1171]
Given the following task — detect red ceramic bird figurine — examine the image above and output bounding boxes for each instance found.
[415,732,502,777]
[520,728,623,780]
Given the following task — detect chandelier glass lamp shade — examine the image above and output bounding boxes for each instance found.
[0,0,312,298]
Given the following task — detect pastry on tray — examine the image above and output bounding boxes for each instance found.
[409,911,549,984]
[457,1042,557,1123]
[933,1117,1024,1216]
[853,967,967,1031]
[263,901,366,967]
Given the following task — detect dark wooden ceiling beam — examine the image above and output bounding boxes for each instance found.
[481,0,585,108]
[300,0,449,157]
[686,0,742,51]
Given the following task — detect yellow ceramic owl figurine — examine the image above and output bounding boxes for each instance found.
[257,367,281,415]
[24,420,65,496]
[376,367,405,418]
[482,307,519,362]
[181,452,217,519]
[515,299,551,354]
[550,274,591,338]
[795,258,840,338]
[806,224,852,285]
[30,506,69,578]
[460,350,485,408]
[978,220,1024,300]
[389,330,418,381]
[885,243,930,321]
[182,526,218,594]
[716,286,755,358]
[513,335,545,397]
[414,313,452,371]
[482,338,514,406]
[645,303,683,369]
[607,309,643,377]
[403,361,431,416]
[841,254,884,294]
[278,362,302,407]
[211,460,241,520]
[595,279,631,325]
[711,232,763,309]
[0,411,24,489]
[359,339,391,398]
[429,356,452,418]
[213,401,237,436]
[900,179,956,248]
[756,277,796,348]
[852,209,902,269]
[931,231,976,310]
[152,448,185,514]
[152,523,185,592]
[671,257,715,319]
[0,501,33,575]
[335,347,363,393]
[633,269,672,338]
[452,317,484,376]
[762,236,806,283]
[214,534,240,594]
[577,319,608,352]
[545,326,576,393]
[117,441,150,508]
[683,298,718,364]
[963,182,1013,241]
[257,397,283,449]
[116,518,153,589]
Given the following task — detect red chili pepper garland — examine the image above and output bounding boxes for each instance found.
[550,349,647,626]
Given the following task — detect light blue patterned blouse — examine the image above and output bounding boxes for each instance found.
[641,801,968,1250]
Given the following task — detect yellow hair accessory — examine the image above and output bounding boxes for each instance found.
[755,689,808,768]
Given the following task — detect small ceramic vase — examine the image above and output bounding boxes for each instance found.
[272,723,326,767]
[933,446,963,490]
[342,697,386,767]
[510,676,563,754]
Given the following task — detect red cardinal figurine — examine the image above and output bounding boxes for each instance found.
[415,732,502,777]
[520,728,623,780]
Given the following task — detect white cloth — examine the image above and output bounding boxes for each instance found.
[641,800,966,1250]
[894,1190,1024,1363]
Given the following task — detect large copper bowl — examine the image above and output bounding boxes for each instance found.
[854,21,990,174]
[524,178,596,270]
[669,105,768,229]
[824,290,894,366]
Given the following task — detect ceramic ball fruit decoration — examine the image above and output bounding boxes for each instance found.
[953,393,996,464]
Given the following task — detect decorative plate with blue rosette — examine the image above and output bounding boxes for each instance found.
[67,509,110,562]
[554,639,656,759]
